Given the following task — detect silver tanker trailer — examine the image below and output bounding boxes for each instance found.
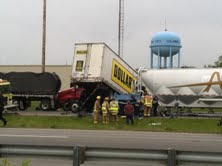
[140,68,222,112]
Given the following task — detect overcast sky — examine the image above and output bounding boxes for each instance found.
[0,0,222,68]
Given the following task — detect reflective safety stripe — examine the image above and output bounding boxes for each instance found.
[145,104,152,107]
[110,107,118,111]
[110,101,119,111]
[111,103,118,107]
[110,103,118,115]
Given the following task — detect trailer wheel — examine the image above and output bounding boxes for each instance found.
[40,100,51,111]
[18,101,28,111]
[70,100,80,113]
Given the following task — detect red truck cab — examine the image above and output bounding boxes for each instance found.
[57,86,85,112]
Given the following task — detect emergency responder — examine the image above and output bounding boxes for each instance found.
[144,93,152,117]
[140,95,145,117]
[109,98,119,122]
[124,100,134,125]
[152,95,159,117]
[0,91,7,127]
[102,97,110,124]
[93,96,101,124]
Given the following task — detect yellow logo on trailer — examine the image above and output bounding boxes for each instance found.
[76,50,87,55]
[111,59,137,93]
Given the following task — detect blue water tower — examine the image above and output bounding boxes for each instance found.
[150,30,182,68]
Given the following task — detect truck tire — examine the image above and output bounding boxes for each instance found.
[40,100,51,111]
[70,100,80,113]
[63,100,72,111]
[18,101,28,111]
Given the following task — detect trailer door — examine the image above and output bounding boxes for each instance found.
[87,44,103,79]
[72,44,92,79]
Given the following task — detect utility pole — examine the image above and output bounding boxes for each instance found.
[42,0,46,73]
[118,0,124,58]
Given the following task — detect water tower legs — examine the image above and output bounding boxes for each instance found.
[164,57,167,68]
[178,50,180,68]
[150,50,153,68]
[150,46,180,69]
[158,48,161,68]
[169,47,173,68]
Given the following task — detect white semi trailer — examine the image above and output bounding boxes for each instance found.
[71,43,138,111]
[140,68,222,109]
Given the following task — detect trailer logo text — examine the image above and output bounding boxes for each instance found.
[111,59,136,93]
[76,50,87,54]
[169,71,222,92]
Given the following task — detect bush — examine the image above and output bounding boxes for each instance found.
[0,159,31,166]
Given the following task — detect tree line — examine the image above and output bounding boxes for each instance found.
[204,55,222,68]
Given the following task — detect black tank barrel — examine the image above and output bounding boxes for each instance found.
[3,72,61,95]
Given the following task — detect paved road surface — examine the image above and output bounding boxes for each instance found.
[0,128,222,152]
[0,128,221,166]
[2,111,222,165]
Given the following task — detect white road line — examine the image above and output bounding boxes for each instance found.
[0,134,68,139]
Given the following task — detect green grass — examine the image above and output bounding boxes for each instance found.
[163,107,222,113]
[1,114,222,134]
[191,108,222,113]
[0,158,31,166]
[25,101,40,111]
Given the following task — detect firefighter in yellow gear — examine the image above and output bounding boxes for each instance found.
[140,95,145,116]
[143,94,152,117]
[102,97,110,124]
[93,96,101,124]
[109,98,119,122]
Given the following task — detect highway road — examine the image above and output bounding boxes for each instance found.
[0,128,222,166]
[0,128,222,152]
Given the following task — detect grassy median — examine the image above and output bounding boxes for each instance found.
[1,114,222,134]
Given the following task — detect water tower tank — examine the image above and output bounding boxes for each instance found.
[150,31,182,68]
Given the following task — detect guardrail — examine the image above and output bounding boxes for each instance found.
[0,144,222,166]
[0,145,84,166]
